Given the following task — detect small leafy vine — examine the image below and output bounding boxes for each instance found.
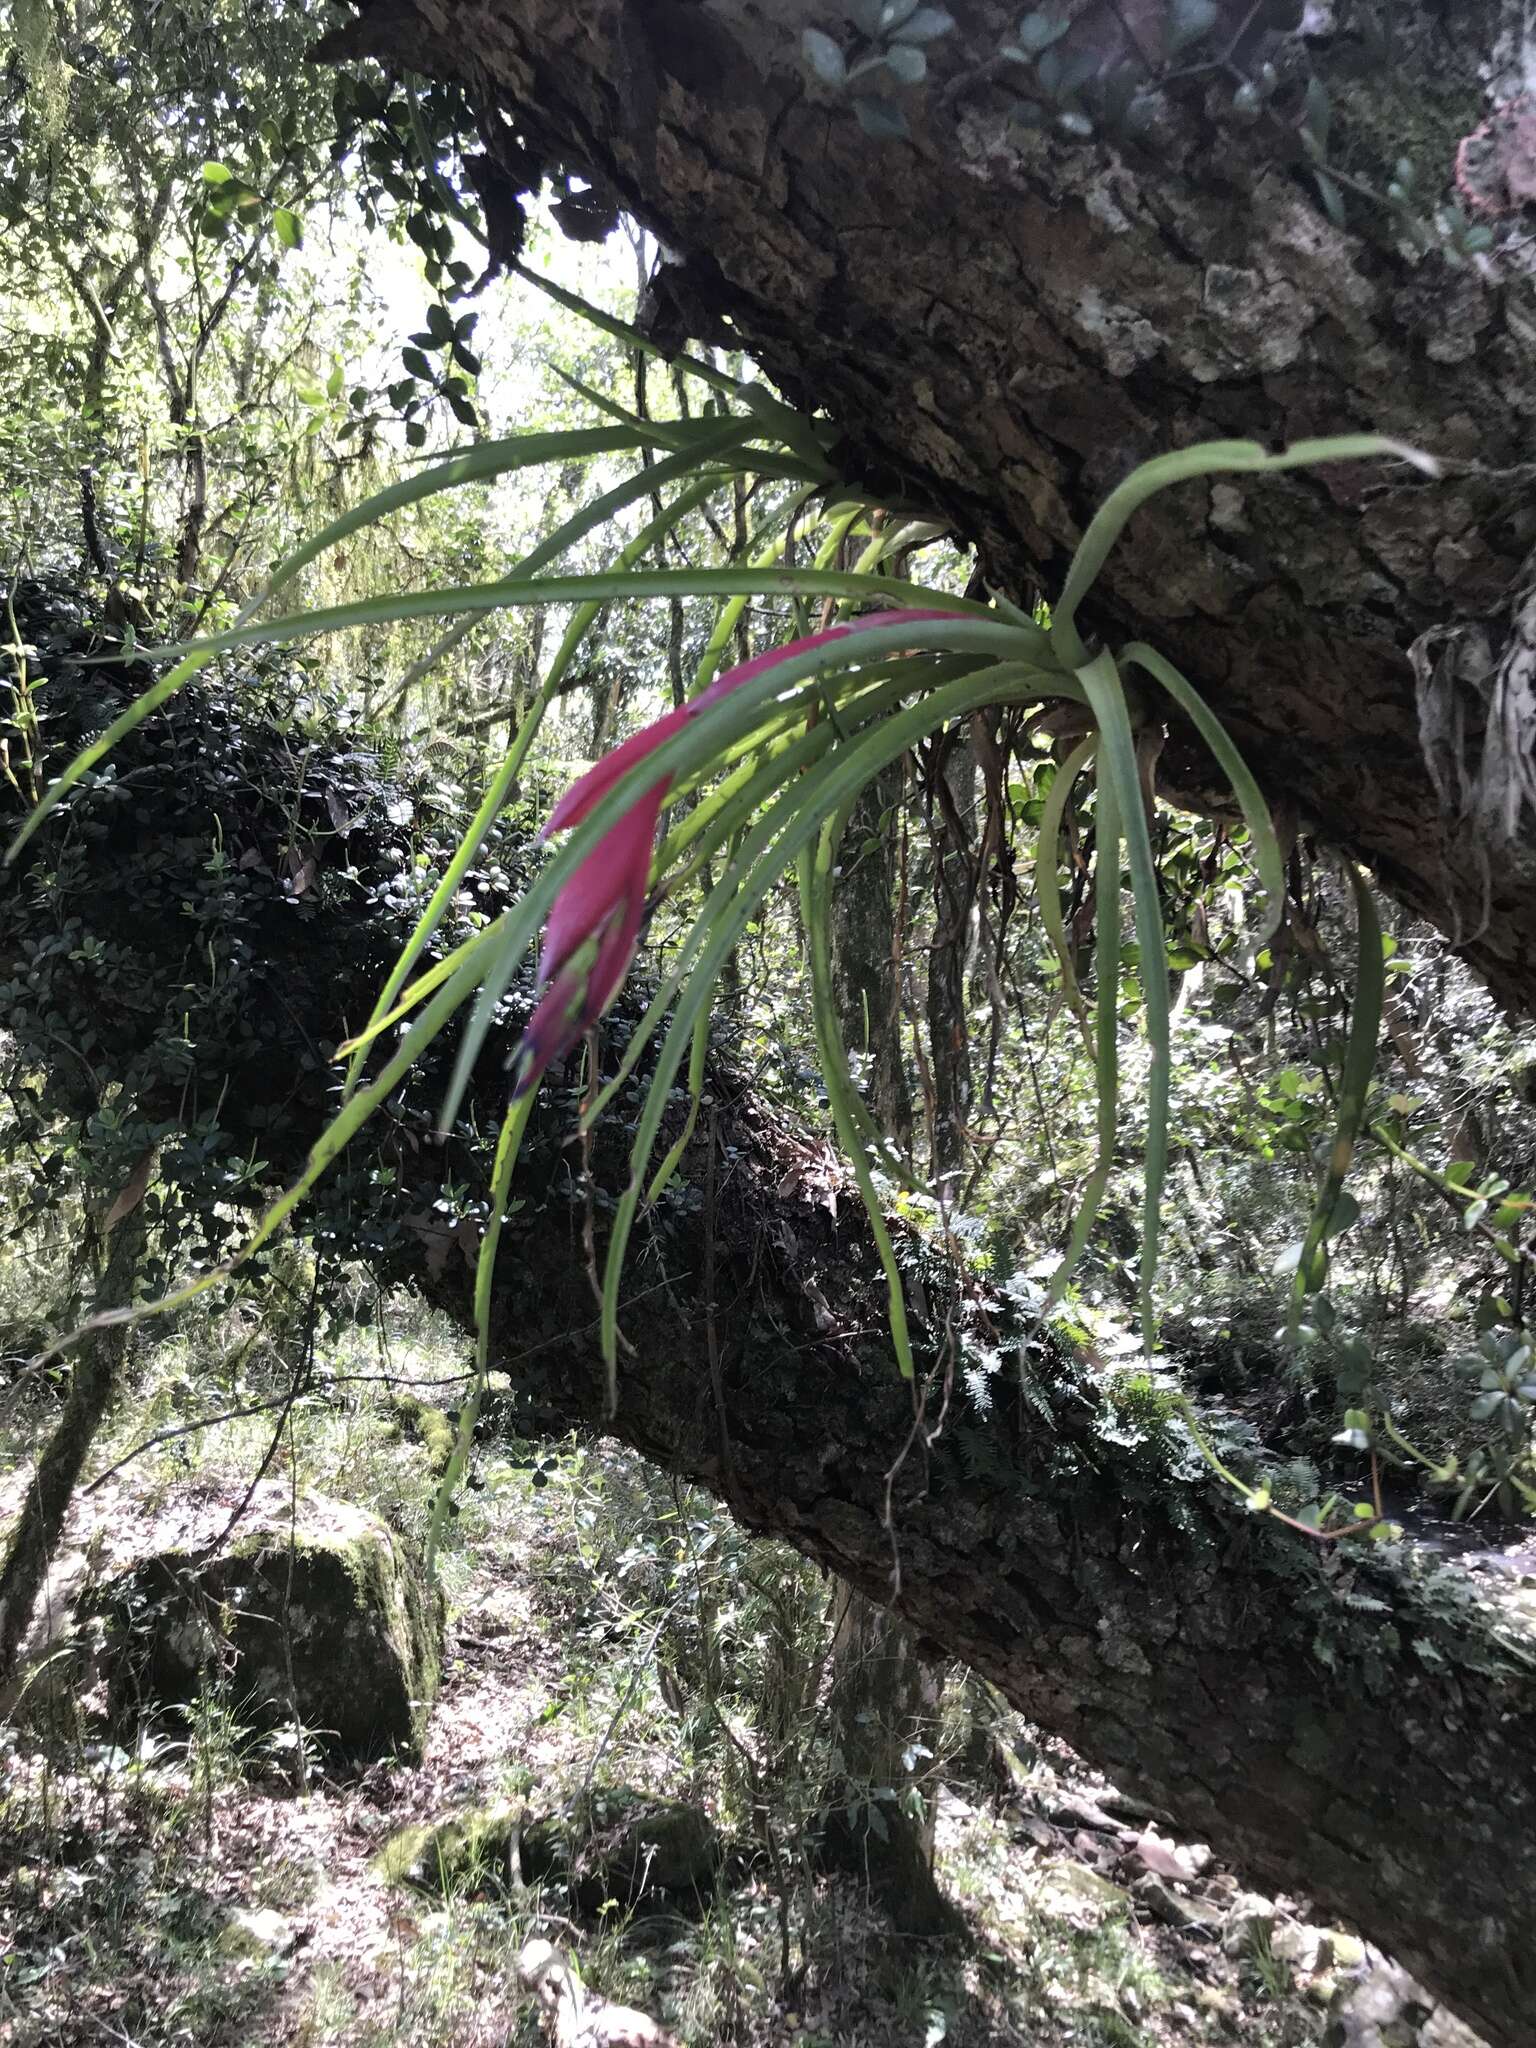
[801,3,1497,265]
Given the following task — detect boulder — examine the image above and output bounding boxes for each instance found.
[1029,1859,1130,1930]
[86,1493,440,1763]
[1326,1962,1490,2048]
[374,1804,523,1895]
[562,1792,721,1903]
[217,1907,298,1960]
[380,1790,722,1910]
[389,1392,458,1476]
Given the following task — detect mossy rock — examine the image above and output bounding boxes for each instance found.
[373,1804,523,1894]
[87,1494,441,1763]
[389,1378,513,1476]
[379,1790,721,1909]
[570,1792,721,1901]
[389,1393,457,1476]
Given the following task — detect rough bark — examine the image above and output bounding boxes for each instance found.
[0,1206,145,1690]
[830,767,911,1150]
[822,1581,959,1938]
[319,0,1536,1018]
[827,790,950,1931]
[923,729,977,1193]
[4,649,1534,2046]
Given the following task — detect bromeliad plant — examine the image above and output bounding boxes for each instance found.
[7,324,1431,1558]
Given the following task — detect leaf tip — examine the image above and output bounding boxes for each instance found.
[1393,441,1442,479]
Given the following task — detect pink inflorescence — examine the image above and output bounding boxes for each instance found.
[510,608,965,1094]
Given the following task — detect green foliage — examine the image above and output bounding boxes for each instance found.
[9,375,1436,1560]
[795,2,1498,270]
[1338,1319,1536,1523]
[800,2,958,140]
[1,24,1525,1552]
[0,581,545,1331]
[0,0,350,598]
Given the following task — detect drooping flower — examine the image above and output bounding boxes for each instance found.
[511,608,965,1094]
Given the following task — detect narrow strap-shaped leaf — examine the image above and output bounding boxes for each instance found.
[28,916,501,1359]
[584,663,1002,1131]
[342,468,732,1095]
[338,919,506,1058]
[137,565,1017,666]
[265,426,712,603]
[1051,434,1435,667]
[1118,640,1284,940]
[801,811,915,1375]
[586,694,898,1127]
[8,424,737,862]
[587,657,1063,1129]
[1047,751,1122,1310]
[551,364,697,452]
[515,422,755,582]
[598,659,1071,1385]
[1287,865,1384,1336]
[1034,733,1097,1058]
[1076,648,1168,1346]
[510,257,749,401]
[696,487,843,696]
[645,1009,711,1203]
[660,656,983,859]
[441,620,1055,1129]
[426,1086,537,1576]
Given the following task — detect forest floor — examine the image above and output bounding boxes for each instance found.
[0,1307,1503,2048]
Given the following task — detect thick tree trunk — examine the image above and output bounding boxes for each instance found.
[821,1583,958,1938]
[4,650,1534,2047]
[320,0,1536,1017]
[830,768,912,1150]
[924,730,976,1194]
[0,1207,145,1689]
[827,787,950,1932]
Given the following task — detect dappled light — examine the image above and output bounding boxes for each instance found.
[2,4,1535,2046]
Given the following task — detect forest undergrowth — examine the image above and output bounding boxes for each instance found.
[0,1273,1515,2048]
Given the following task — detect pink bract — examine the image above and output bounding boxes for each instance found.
[512,606,967,1095]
